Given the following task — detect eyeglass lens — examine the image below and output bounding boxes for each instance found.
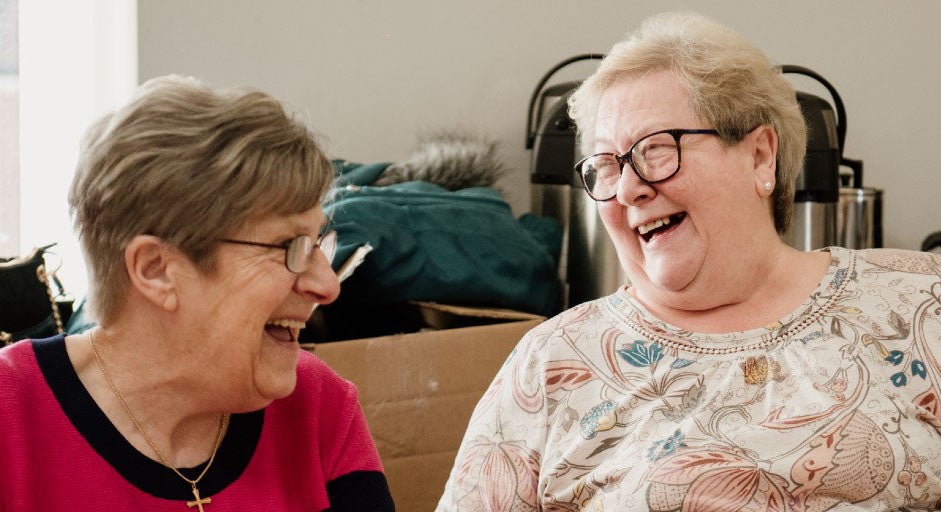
[581,132,680,200]
[285,231,337,273]
[317,231,337,264]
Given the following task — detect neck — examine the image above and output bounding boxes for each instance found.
[68,325,228,468]
[629,243,831,334]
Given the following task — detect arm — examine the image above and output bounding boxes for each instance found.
[324,383,395,512]
[436,331,549,511]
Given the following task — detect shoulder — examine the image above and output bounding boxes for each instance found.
[501,296,621,378]
[0,341,47,428]
[296,348,347,381]
[519,294,621,347]
[277,350,363,429]
[264,350,363,441]
[850,247,941,278]
[835,248,941,340]
[292,349,357,403]
[0,340,39,382]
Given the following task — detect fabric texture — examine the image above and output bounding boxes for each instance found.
[324,160,562,319]
[0,336,394,511]
[437,247,941,511]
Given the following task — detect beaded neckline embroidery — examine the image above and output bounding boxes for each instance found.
[604,248,855,355]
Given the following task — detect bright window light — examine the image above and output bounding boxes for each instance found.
[17,0,137,301]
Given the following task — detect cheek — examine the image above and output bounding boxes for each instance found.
[248,279,294,311]
[208,276,294,333]
[596,202,622,230]
[597,203,636,246]
[228,260,292,294]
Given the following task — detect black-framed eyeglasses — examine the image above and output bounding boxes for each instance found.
[574,128,720,201]
[220,230,337,274]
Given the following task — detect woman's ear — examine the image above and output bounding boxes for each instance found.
[124,235,179,311]
[751,125,778,196]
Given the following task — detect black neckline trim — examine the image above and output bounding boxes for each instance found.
[32,335,264,500]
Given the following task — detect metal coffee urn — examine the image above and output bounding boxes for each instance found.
[528,54,626,310]
[782,65,865,251]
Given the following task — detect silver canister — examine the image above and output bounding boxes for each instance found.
[785,201,839,251]
[837,187,883,249]
[566,188,629,308]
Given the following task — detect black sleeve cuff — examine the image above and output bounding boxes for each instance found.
[325,470,395,512]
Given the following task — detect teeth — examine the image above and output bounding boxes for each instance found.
[638,215,671,235]
[266,319,306,329]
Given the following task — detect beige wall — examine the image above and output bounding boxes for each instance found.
[139,0,941,250]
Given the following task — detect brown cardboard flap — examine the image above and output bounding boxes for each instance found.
[304,307,543,512]
[412,300,543,330]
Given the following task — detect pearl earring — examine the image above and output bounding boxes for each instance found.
[763,182,773,192]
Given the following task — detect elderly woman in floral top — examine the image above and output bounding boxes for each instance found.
[437,11,941,511]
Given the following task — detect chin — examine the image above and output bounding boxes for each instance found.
[649,271,695,292]
[272,380,299,401]
[257,373,299,404]
[620,253,690,291]
[253,350,301,403]
[646,244,706,289]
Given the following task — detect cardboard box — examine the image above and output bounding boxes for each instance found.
[302,302,544,512]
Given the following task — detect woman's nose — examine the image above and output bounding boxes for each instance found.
[294,250,340,306]
[615,166,658,206]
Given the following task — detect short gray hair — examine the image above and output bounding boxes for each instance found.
[568,11,805,233]
[69,75,334,323]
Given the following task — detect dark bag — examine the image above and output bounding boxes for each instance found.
[0,243,74,346]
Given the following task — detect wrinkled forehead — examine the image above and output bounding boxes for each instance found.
[593,72,698,149]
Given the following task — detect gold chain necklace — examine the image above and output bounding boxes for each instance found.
[89,332,230,511]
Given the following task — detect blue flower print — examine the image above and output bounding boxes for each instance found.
[831,268,848,290]
[885,350,904,365]
[891,372,908,387]
[618,340,664,368]
[798,331,825,344]
[580,401,616,439]
[883,351,928,386]
[647,429,688,462]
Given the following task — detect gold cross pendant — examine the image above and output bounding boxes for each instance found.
[186,484,211,511]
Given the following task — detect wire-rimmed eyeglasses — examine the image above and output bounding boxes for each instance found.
[574,128,720,201]
[221,230,337,274]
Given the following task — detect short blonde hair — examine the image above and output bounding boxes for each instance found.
[568,11,806,233]
[69,75,334,323]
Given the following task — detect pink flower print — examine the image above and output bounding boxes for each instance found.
[545,360,595,394]
[898,454,932,503]
[644,447,794,511]
[913,386,941,429]
[791,410,892,511]
[812,367,848,402]
[454,435,541,512]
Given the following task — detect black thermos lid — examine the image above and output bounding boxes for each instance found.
[794,92,840,203]
[530,83,579,186]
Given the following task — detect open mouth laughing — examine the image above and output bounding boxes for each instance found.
[638,212,687,243]
[264,319,305,343]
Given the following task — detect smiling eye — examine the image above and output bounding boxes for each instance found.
[636,135,677,159]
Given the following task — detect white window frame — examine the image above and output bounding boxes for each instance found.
[11,0,136,300]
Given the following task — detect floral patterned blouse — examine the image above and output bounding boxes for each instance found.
[436,247,941,511]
